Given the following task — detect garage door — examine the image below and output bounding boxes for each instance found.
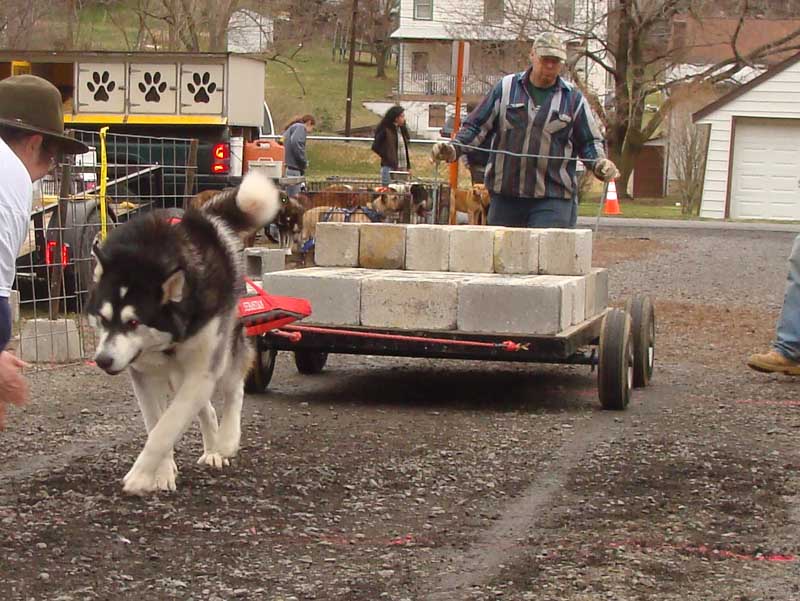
[730,118,800,220]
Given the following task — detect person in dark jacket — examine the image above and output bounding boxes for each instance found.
[282,114,315,198]
[371,105,411,185]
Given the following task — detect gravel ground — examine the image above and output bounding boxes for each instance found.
[2,227,800,601]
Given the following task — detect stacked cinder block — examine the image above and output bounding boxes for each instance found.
[273,222,608,335]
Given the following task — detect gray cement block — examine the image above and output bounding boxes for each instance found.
[405,225,450,271]
[9,290,19,323]
[493,228,540,274]
[244,247,285,278]
[562,276,587,326]
[359,223,407,269]
[20,319,82,363]
[585,268,609,318]
[458,275,568,335]
[315,222,361,267]
[449,226,495,273]
[538,229,592,275]
[262,267,376,326]
[361,273,459,330]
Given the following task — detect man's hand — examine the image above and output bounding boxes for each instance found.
[431,142,457,163]
[0,351,29,430]
[593,158,619,182]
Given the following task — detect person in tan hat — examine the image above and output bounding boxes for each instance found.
[0,74,89,429]
[432,32,618,228]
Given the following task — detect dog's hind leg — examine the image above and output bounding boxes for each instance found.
[196,399,230,469]
[216,335,255,459]
[129,369,179,492]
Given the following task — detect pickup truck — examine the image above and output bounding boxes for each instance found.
[3,51,285,306]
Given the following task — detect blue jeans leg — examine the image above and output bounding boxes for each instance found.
[774,234,800,360]
[487,194,531,227]
[286,167,303,198]
[380,166,392,186]
[487,194,576,228]
[0,296,10,353]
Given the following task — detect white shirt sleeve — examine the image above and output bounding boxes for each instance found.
[0,137,34,297]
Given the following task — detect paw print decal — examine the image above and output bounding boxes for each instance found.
[139,71,168,103]
[86,71,116,102]
[187,72,217,104]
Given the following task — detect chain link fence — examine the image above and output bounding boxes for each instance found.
[11,130,197,367]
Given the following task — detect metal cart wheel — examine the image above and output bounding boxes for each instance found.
[294,350,328,375]
[244,349,277,394]
[625,295,655,388]
[598,309,633,410]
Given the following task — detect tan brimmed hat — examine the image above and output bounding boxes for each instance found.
[0,74,89,154]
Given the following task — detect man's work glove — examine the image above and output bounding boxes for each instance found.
[431,142,457,163]
[593,158,619,182]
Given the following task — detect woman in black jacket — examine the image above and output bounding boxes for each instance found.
[371,105,411,185]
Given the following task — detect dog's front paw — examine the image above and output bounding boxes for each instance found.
[153,458,178,492]
[197,451,230,469]
[122,465,159,496]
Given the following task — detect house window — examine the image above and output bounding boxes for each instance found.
[672,20,688,50]
[428,105,446,128]
[414,0,433,20]
[484,0,504,23]
[554,0,575,24]
[412,52,429,74]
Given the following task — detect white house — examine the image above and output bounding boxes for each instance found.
[385,0,611,138]
[693,51,800,220]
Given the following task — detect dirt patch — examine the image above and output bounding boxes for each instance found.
[593,234,672,268]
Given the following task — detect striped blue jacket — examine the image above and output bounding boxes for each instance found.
[454,69,606,200]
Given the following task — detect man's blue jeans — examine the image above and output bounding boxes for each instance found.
[487,193,578,228]
[774,234,800,360]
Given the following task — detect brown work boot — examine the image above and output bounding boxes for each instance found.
[747,350,800,375]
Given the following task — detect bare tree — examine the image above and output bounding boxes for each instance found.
[670,98,709,215]
[447,0,800,198]
[0,0,50,49]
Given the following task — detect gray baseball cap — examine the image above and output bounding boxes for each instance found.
[533,32,567,61]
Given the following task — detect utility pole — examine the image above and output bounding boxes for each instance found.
[344,0,360,137]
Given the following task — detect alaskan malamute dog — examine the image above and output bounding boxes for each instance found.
[87,170,280,495]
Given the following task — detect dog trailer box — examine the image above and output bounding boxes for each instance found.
[0,51,263,126]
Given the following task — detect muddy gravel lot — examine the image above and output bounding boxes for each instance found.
[3,226,800,601]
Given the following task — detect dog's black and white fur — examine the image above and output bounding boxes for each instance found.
[87,170,280,495]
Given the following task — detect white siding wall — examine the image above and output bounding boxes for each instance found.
[393,0,610,98]
[696,59,800,219]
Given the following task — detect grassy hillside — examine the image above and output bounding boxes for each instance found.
[266,44,396,134]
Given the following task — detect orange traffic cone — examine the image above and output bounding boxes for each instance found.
[602,180,622,215]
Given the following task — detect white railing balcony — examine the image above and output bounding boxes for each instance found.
[403,72,500,96]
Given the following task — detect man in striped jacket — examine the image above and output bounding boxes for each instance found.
[432,32,618,228]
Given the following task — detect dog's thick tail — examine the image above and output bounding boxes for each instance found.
[197,170,282,235]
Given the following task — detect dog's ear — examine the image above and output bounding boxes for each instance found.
[92,239,107,282]
[161,269,186,304]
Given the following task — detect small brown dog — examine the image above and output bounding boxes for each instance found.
[452,183,491,225]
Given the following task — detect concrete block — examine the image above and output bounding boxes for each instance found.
[361,273,459,330]
[562,276,587,326]
[585,268,609,318]
[20,319,82,363]
[359,223,407,269]
[538,229,592,275]
[244,247,285,278]
[449,226,495,273]
[493,228,540,274]
[458,275,570,335]
[405,225,451,271]
[263,267,376,326]
[9,290,20,323]
[315,222,361,267]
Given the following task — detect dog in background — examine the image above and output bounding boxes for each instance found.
[452,183,490,225]
[88,170,281,495]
